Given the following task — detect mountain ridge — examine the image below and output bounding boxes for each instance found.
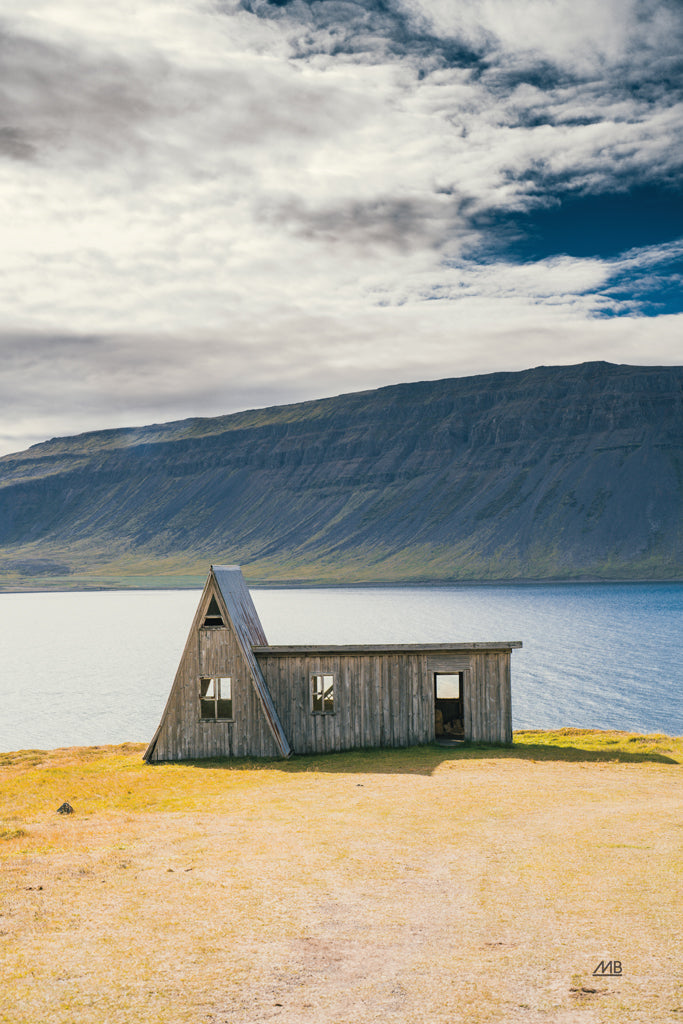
[1,361,682,589]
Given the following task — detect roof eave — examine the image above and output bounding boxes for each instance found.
[253,642,523,654]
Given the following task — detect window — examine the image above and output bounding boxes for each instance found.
[200,677,233,720]
[435,673,461,700]
[311,673,335,714]
[202,595,224,628]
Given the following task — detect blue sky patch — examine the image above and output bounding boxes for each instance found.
[497,186,683,263]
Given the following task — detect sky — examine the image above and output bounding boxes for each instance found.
[1,0,682,455]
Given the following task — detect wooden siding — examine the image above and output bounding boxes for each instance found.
[149,639,514,760]
[211,566,290,756]
[146,582,280,761]
[258,643,522,653]
[459,651,512,745]
[255,648,512,754]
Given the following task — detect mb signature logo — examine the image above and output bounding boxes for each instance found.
[593,960,622,977]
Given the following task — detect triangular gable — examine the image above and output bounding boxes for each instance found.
[144,571,218,761]
[144,566,291,761]
[211,565,291,758]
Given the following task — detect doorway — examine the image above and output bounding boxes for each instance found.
[434,672,464,738]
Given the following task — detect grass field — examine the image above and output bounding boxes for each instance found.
[1,730,681,1023]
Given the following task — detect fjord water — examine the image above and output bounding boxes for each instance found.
[0,583,681,752]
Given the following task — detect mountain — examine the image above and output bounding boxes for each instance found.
[1,361,682,589]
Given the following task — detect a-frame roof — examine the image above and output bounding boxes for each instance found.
[144,566,291,761]
[212,565,267,646]
[211,566,291,758]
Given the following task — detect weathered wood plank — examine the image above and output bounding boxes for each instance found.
[410,655,422,744]
[293,654,305,754]
[484,655,493,742]
[255,643,522,653]
[372,656,381,747]
[504,652,513,743]
[381,656,390,746]
[389,655,398,746]
[420,654,431,743]
[357,656,366,749]
[353,658,361,748]
[398,655,408,747]
[470,655,481,742]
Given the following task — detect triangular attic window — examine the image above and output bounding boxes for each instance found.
[203,595,224,627]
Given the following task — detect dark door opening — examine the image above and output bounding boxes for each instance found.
[435,672,464,738]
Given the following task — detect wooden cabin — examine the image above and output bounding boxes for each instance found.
[144,565,522,761]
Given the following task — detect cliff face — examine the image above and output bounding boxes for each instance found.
[1,361,682,586]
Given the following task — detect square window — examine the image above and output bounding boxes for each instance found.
[435,673,461,699]
[199,676,233,720]
[311,673,335,714]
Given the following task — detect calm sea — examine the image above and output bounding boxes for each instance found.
[0,583,681,752]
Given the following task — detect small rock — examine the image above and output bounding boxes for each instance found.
[57,802,74,815]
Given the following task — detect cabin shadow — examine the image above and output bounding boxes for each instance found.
[171,740,679,776]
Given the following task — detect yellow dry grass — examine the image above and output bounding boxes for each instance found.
[0,732,681,1024]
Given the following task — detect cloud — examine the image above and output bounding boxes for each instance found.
[2,291,682,457]
[0,22,161,166]
[0,0,680,455]
[400,0,683,79]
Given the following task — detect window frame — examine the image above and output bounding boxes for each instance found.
[434,672,463,701]
[433,670,464,738]
[202,595,225,628]
[199,676,234,722]
[310,672,335,715]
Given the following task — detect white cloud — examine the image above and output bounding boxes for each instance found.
[0,0,680,456]
[400,0,680,74]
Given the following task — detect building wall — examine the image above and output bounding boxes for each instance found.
[258,648,512,754]
[463,650,512,744]
[148,622,280,761]
[256,651,430,754]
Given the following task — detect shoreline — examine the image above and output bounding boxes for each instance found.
[2,575,683,595]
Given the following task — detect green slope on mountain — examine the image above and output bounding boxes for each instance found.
[1,361,682,589]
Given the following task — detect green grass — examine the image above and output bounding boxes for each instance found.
[512,727,683,763]
[0,729,679,823]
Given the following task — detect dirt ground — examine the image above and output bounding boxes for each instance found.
[0,744,681,1023]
